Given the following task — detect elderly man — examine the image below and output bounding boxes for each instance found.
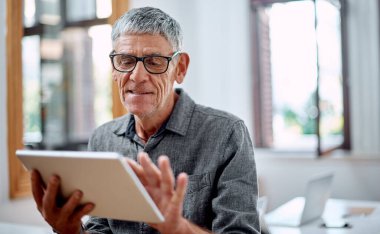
[31,7,260,234]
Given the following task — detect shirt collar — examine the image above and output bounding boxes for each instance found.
[111,88,195,137]
[166,88,195,136]
[112,114,132,136]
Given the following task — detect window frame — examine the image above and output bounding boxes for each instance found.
[7,0,29,199]
[251,0,350,156]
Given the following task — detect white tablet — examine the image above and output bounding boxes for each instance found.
[16,150,164,223]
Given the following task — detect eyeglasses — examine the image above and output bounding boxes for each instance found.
[109,51,181,74]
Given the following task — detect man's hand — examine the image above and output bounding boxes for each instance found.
[127,152,211,234]
[31,170,94,234]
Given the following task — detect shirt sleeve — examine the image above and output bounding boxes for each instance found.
[87,130,97,151]
[84,217,112,234]
[211,120,260,234]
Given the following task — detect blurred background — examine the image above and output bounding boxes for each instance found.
[1,0,380,230]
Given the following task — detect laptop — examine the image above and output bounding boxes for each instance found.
[265,172,334,227]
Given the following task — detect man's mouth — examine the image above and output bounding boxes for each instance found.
[127,90,152,95]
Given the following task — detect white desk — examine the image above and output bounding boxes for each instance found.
[0,222,51,234]
[265,199,380,234]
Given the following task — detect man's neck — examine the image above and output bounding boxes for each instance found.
[134,92,179,142]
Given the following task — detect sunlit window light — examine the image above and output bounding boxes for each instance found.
[24,0,36,27]
[96,0,112,19]
[265,0,343,150]
[22,35,42,143]
[88,25,113,126]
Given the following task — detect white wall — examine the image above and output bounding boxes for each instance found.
[130,0,254,133]
[256,152,380,211]
[347,0,380,154]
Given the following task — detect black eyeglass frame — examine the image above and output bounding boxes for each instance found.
[109,51,181,74]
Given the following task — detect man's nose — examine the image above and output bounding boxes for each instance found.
[129,61,149,82]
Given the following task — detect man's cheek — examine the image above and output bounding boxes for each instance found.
[112,70,118,81]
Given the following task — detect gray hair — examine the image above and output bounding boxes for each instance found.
[111,7,183,51]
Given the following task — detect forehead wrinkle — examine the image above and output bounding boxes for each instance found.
[114,35,172,56]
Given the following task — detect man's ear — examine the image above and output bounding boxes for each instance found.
[175,53,190,84]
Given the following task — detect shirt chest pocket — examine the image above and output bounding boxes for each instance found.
[186,173,212,194]
[183,173,213,227]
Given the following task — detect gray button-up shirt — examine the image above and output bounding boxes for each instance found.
[85,89,260,233]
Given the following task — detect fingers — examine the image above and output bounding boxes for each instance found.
[138,152,161,187]
[60,190,84,220]
[172,173,188,206]
[31,170,45,211]
[158,156,175,196]
[42,175,61,216]
[126,158,148,185]
[31,172,94,233]
[134,153,186,206]
[72,202,95,221]
[131,152,189,232]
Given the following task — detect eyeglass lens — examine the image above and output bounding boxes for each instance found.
[113,55,169,74]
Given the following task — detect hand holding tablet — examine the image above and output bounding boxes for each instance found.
[16,150,164,223]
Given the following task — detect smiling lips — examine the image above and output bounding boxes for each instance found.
[127,90,153,95]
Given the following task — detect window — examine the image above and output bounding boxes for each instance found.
[22,0,113,150]
[7,0,129,199]
[251,0,349,155]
